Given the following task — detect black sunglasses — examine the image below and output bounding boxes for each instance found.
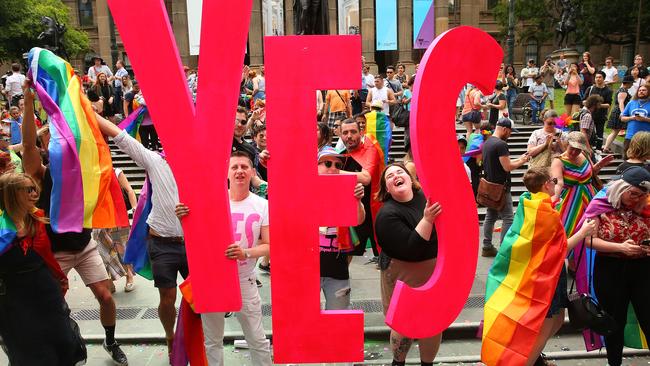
[236,119,248,125]
[319,160,343,169]
[20,186,38,194]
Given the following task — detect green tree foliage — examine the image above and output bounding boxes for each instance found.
[0,0,89,62]
[493,0,649,47]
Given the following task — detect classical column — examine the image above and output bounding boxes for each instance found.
[398,0,414,66]
[435,0,449,36]
[249,0,265,65]
[285,0,294,34]
[360,0,376,71]
[96,0,114,65]
[460,0,480,27]
[329,0,337,34]
[171,0,192,67]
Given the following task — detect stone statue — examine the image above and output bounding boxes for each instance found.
[555,0,577,49]
[38,16,68,58]
[293,0,329,35]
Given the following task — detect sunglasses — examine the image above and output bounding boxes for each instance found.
[20,186,38,194]
[319,160,343,169]
[236,119,248,125]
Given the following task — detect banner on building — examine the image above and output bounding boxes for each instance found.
[375,0,398,51]
[187,0,202,55]
[413,0,434,49]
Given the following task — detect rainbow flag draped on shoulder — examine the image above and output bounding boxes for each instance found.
[364,110,392,165]
[0,210,17,255]
[573,188,648,351]
[117,106,148,141]
[27,47,128,233]
[482,192,567,366]
[123,177,153,280]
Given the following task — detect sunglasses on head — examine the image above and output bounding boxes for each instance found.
[319,160,343,169]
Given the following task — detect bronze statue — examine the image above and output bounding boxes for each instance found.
[38,16,68,58]
[293,0,329,35]
[555,0,577,48]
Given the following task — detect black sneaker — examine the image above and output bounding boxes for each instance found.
[225,312,234,318]
[258,262,270,274]
[256,279,263,288]
[103,341,128,366]
[481,246,498,257]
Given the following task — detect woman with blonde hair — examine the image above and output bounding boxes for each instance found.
[616,131,650,174]
[0,173,79,365]
[562,63,583,116]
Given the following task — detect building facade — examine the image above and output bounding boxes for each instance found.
[63,0,647,76]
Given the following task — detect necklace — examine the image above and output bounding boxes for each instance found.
[638,99,649,109]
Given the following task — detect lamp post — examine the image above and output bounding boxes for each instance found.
[507,0,515,65]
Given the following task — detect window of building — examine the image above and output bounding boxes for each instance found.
[487,0,499,10]
[263,0,284,36]
[78,0,94,27]
[448,0,459,13]
[525,39,538,65]
[338,0,359,35]
[621,44,634,67]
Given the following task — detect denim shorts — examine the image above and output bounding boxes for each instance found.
[547,265,569,318]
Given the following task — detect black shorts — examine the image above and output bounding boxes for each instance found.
[461,110,481,125]
[564,93,582,105]
[350,222,377,256]
[147,236,189,288]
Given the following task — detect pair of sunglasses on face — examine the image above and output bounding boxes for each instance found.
[319,160,343,169]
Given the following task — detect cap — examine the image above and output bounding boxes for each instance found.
[318,146,344,162]
[621,166,650,192]
[528,59,535,63]
[496,117,519,132]
[622,75,635,84]
[371,100,384,109]
[566,131,588,152]
[91,55,104,64]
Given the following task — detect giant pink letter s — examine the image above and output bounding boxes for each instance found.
[107,0,252,312]
[386,26,503,338]
[265,36,364,363]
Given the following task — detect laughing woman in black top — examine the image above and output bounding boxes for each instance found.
[375,162,442,366]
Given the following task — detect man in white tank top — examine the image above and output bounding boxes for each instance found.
[365,74,396,115]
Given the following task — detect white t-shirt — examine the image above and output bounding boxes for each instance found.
[230,193,269,278]
[521,67,539,87]
[602,66,618,83]
[362,73,375,90]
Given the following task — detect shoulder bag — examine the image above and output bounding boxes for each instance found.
[476,178,507,210]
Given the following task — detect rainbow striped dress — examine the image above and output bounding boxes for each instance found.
[556,157,597,236]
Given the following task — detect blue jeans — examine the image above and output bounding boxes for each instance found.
[506,89,517,118]
[530,99,545,123]
[320,277,351,310]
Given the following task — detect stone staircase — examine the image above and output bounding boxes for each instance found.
[109,124,623,222]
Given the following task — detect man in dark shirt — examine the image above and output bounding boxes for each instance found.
[584,71,613,150]
[481,118,530,257]
[232,107,260,170]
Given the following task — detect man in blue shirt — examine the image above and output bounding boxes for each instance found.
[622,85,650,158]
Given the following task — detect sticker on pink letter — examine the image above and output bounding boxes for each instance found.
[385,26,503,338]
[107,0,253,312]
[265,35,364,363]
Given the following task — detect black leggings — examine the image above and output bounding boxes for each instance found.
[593,255,650,366]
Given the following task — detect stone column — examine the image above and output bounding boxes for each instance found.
[435,0,449,36]
[460,0,480,27]
[360,0,376,72]
[329,0,337,34]
[398,0,414,67]
[249,0,265,66]
[171,0,192,67]
[95,0,114,65]
[285,0,295,34]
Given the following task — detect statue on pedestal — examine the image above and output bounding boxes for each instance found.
[293,0,329,35]
[555,0,577,49]
[38,16,68,59]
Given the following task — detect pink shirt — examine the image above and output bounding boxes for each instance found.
[566,75,580,94]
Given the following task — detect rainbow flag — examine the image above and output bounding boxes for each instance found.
[117,106,147,141]
[171,278,208,366]
[364,110,392,165]
[27,47,128,233]
[573,188,648,350]
[0,210,17,255]
[482,192,567,366]
[123,177,153,280]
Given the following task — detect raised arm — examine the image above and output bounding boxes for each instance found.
[21,81,45,182]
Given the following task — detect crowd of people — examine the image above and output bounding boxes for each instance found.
[0,49,649,366]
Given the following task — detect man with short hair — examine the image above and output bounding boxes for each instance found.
[481,118,530,257]
[556,53,568,72]
[178,151,272,366]
[584,71,613,149]
[3,64,25,106]
[87,56,113,83]
[621,85,650,155]
[322,89,352,128]
[384,65,403,98]
[602,56,619,85]
[233,106,259,166]
[113,60,129,116]
[528,75,548,124]
[339,119,381,261]
[625,55,649,79]
[539,57,557,109]
[366,74,396,115]
[251,124,267,181]
[579,94,604,152]
[354,64,375,115]
[520,59,539,93]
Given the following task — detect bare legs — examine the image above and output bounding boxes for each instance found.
[390,330,442,363]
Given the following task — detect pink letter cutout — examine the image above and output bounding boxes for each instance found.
[107,0,253,312]
[265,36,364,363]
[386,26,504,338]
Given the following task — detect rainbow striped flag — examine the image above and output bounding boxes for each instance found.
[171,278,208,366]
[482,192,567,366]
[123,177,153,280]
[118,106,147,141]
[27,47,128,233]
[365,110,392,165]
[0,210,17,255]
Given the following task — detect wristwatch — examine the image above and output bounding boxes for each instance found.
[244,249,251,259]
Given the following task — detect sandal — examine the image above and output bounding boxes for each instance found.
[124,282,135,292]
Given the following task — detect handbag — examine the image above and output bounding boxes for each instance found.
[63,301,88,366]
[476,178,507,210]
[567,236,616,336]
[528,145,554,169]
[585,153,604,191]
[391,104,410,127]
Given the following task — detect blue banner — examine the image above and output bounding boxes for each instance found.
[376,0,398,51]
[413,0,434,49]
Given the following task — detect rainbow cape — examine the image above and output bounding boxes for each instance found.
[364,110,392,165]
[573,188,648,350]
[171,278,208,366]
[462,130,491,163]
[117,106,147,141]
[27,47,128,233]
[0,210,17,255]
[123,177,153,280]
[482,192,568,366]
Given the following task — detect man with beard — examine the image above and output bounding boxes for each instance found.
[621,85,650,156]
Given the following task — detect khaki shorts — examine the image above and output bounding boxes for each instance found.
[54,239,110,286]
[381,257,436,315]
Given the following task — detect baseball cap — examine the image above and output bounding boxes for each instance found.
[496,117,519,132]
[621,166,650,192]
[566,131,588,152]
[318,146,344,162]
